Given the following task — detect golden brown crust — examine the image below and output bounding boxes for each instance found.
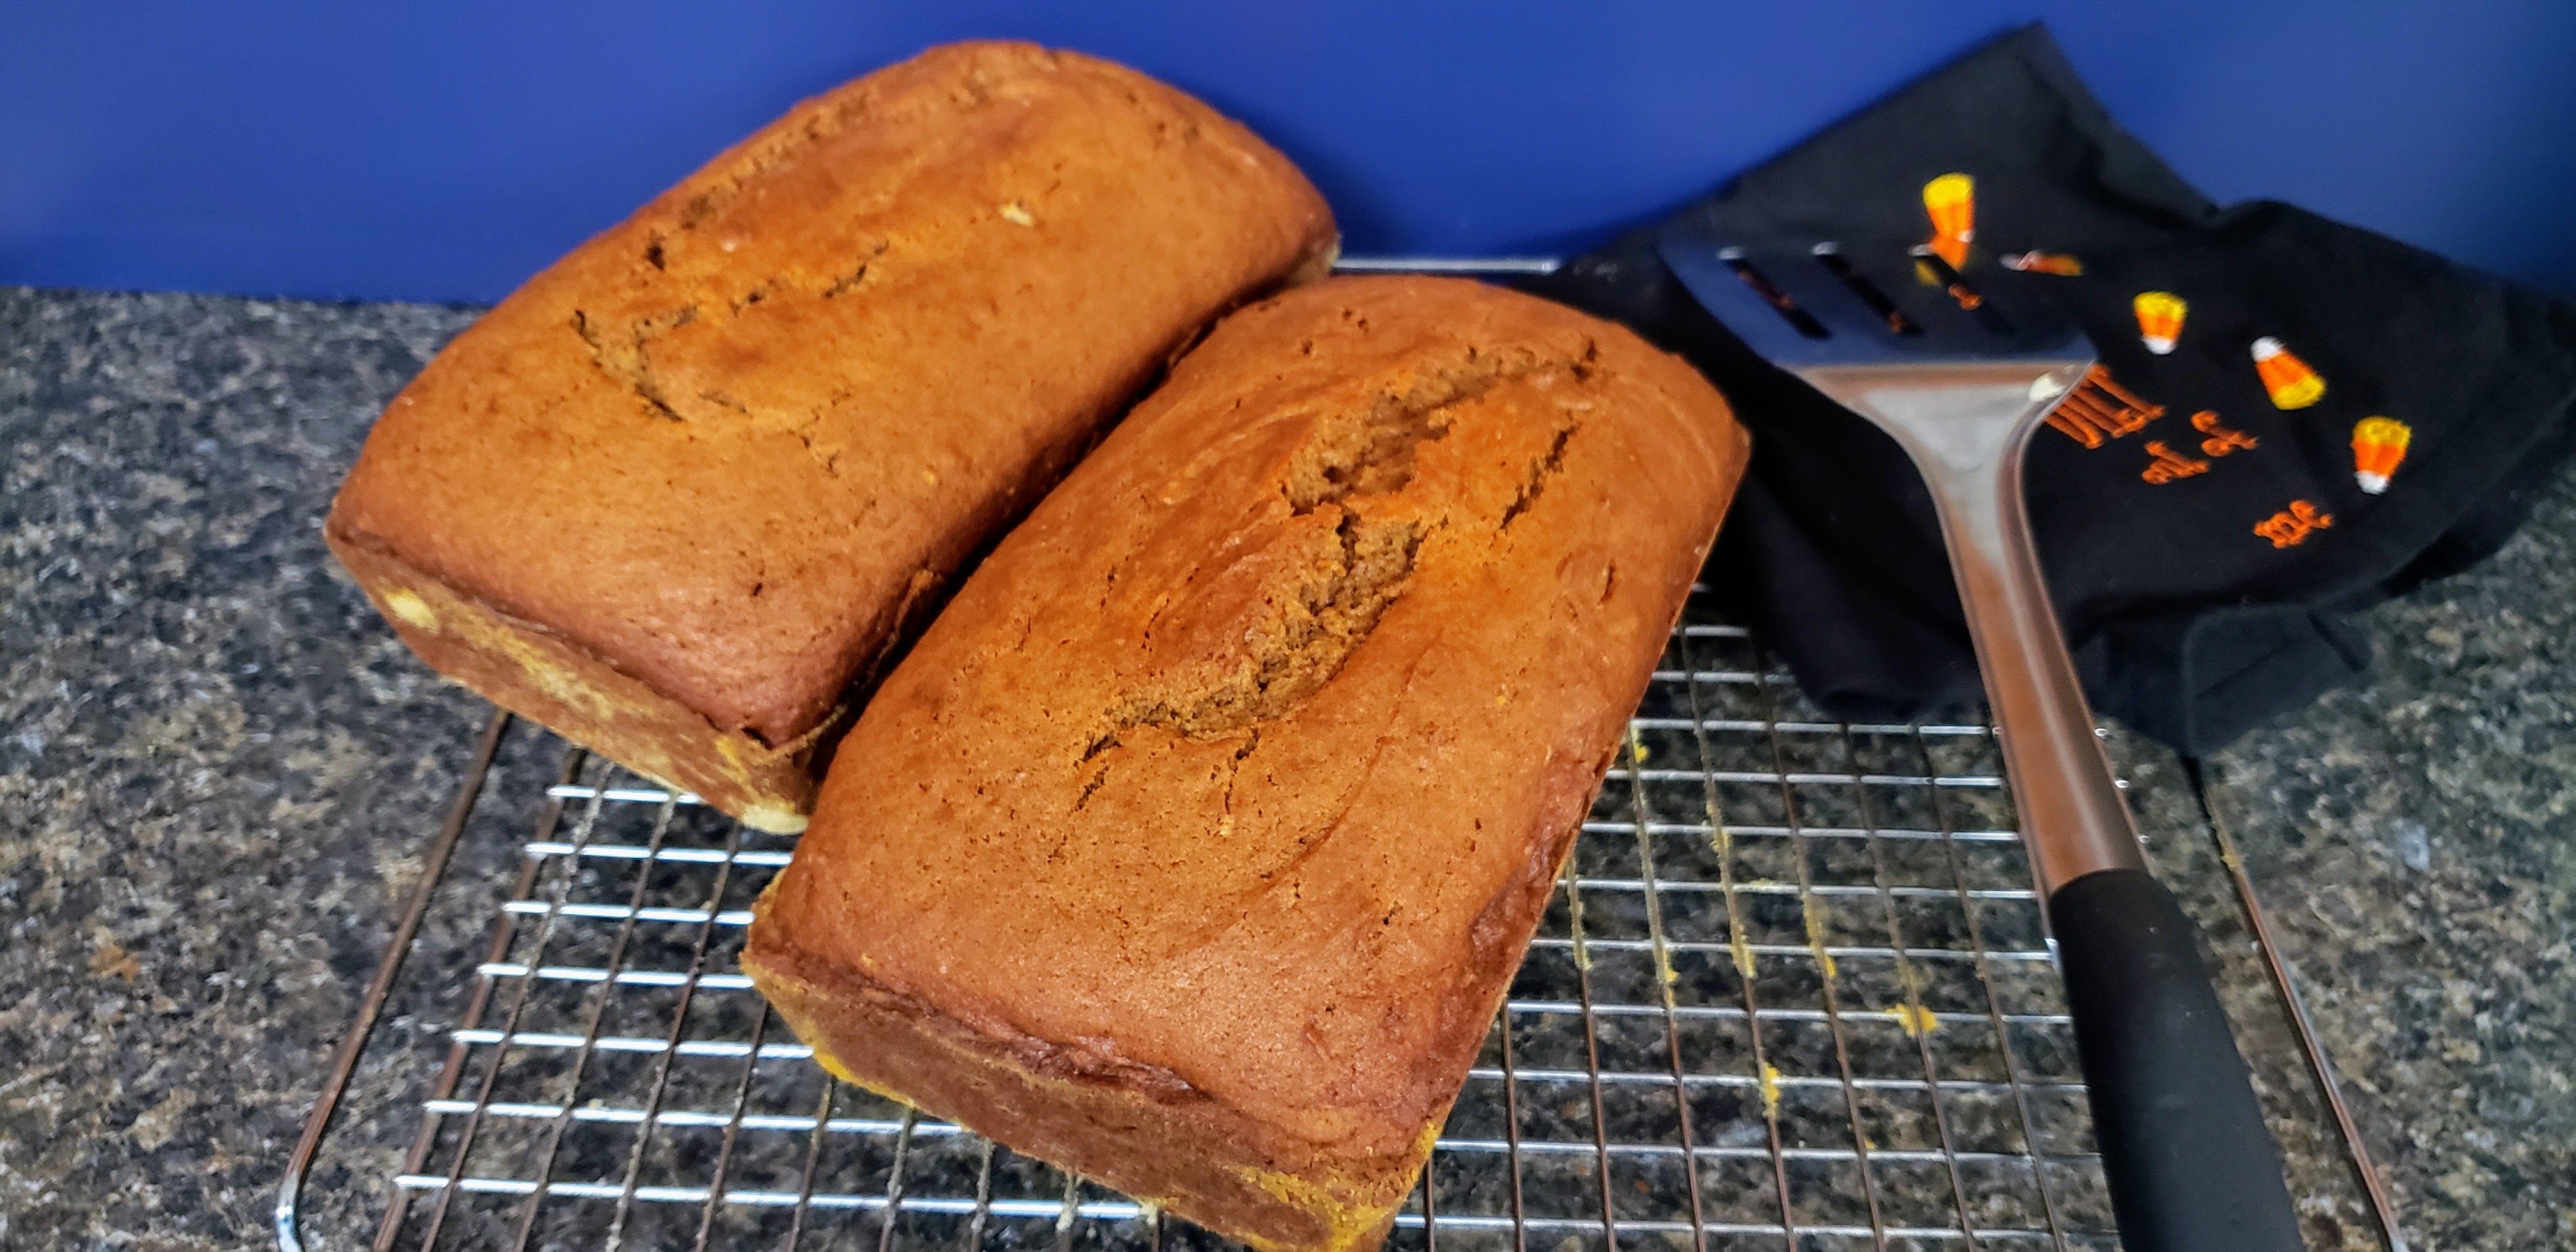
[326,531,872,828]
[745,276,1750,1251]
[326,40,1335,823]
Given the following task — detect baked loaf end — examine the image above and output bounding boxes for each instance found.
[325,41,1335,829]
[745,275,1749,1249]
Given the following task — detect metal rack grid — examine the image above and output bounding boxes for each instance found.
[282,586,2145,1252]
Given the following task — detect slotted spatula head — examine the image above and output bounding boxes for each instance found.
[1654,227,2089,370]
[1656,227,2097,482]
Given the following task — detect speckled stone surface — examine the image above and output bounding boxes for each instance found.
[0,285,2568,1251]
[0,288,496,1248]
[2195,475,2576,1251]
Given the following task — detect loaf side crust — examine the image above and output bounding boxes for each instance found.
[746,276,1751,1251]
[749,936,1434,1252]
[329,531,925,828]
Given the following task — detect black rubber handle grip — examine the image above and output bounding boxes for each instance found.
[2048,867,2306,1252]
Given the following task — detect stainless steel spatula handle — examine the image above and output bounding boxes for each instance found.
[1804,362,2143,890]
[1805,362,2308,1252]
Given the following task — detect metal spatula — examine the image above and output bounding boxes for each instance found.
[1653,229,2305,1252]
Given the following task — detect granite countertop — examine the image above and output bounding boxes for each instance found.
[2,286,2569,1250]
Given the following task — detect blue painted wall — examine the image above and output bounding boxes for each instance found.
[5,0,2572,304]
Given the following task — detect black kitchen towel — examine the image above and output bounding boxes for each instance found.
[1522,23,2576,754]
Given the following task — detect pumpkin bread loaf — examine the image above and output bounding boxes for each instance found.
[744,275,1749,1251]
[326,41,1334,830]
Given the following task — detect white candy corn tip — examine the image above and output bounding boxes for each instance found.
[2142,335,2177,355]
[2357,471,2389,495]
[2251,336,2287,361]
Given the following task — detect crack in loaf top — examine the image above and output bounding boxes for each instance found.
[761,275,1747,1156]
[327,40,1334,745]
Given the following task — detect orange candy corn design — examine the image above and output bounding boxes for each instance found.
[2004,251,2084,275]
[1922,174,1974,269]
[2250,337,2325,408]
[2352,416,2412,494]
[2133,292,2188,355]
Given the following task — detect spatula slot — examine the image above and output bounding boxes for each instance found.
[1811,244,1920,337]
[1908,245,2018,336]
[1717,247,1830,339]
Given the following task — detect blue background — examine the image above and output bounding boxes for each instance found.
[4,0,2572,305]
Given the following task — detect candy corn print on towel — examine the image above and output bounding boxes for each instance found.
[1525,22,2576,754]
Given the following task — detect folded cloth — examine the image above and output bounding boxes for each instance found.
[1522,23,2576,754]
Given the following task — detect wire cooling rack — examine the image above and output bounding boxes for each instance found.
[280,584,2158,1252]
